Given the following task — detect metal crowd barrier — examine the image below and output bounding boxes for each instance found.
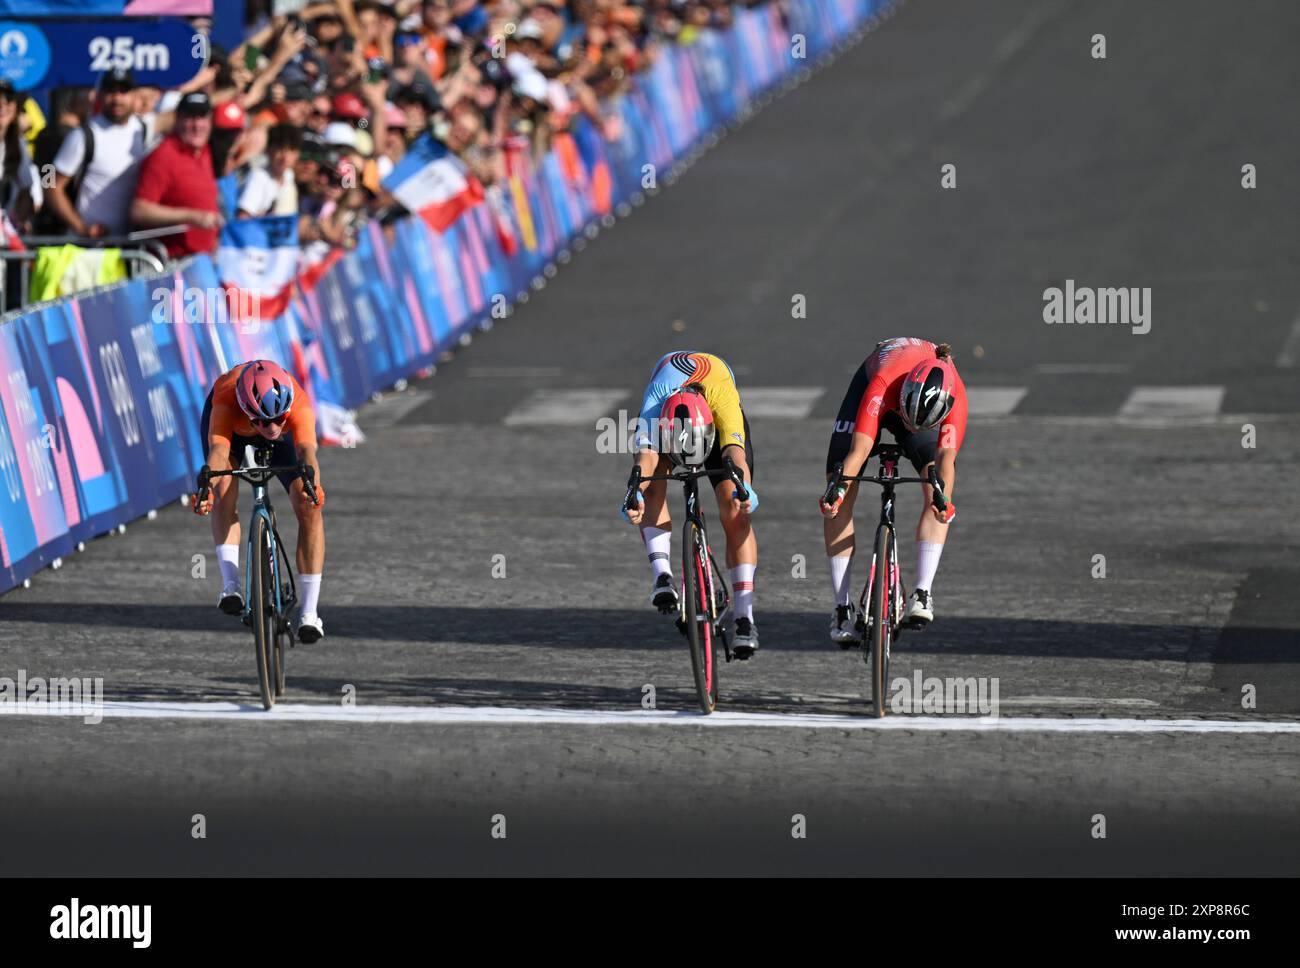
[0,225,187,311]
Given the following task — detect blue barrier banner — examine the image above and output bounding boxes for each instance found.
[0,0,889,593]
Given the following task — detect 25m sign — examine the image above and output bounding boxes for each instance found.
[40,19,206,89]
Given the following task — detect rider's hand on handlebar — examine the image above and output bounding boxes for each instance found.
[622,489,644,525]
[820,484,847,519]
[297,481,324,510]
[734,483,757,513]
[929,500,956,524]
[191,491,213,516]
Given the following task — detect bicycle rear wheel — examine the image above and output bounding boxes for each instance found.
[249,515,277,710]
[866,525,894,718]
[682,521,718,714]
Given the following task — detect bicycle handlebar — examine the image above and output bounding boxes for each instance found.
[196,462,319,506]
[624,455,750,510]
[824,460,948,514]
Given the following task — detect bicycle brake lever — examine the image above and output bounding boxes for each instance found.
[927,467,948,511]
[821,463,846,506]
[724,457,749,502]
[623,467,643,511]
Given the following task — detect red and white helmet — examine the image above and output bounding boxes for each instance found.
[235,360,295,422]
[658,385,715,467]
[899,356,957,431]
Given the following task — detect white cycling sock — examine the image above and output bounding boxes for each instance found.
[732,563,755,621]
[828,555,853,606]
[914,541,944,593]
[642,526,672,580]
[298,573,322,617]
[216,544,240,589]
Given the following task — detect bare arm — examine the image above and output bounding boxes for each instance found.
[840,431,875,481]
[206,439,232,472]
[44,173,91,236]
[296,440,322,486]
[132,196,222,230]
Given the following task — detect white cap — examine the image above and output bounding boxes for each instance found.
[516,19,545,41]
[323,121,358,149]
[512,69,549,104]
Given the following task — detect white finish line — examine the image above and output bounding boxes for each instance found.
[7,701,1300,733]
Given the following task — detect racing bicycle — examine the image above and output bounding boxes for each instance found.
[197,445,319,710]
[823,447,948,717]
[624,456,750,714]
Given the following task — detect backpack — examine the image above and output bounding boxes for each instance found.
[31,116,148,236]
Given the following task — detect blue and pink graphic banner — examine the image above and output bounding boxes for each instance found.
[0,0,889,593]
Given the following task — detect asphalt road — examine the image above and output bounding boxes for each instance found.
[1,0,1298,875]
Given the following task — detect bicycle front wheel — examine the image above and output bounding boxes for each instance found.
[867,524,894,718]
[682,521,718,714]
[249,514,277,710]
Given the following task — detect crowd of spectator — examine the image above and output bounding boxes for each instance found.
[0,0,759,274]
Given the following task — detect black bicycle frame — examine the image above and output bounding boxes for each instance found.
[824,446,948,627]
[196,447,319,624]
[625,456,749,658]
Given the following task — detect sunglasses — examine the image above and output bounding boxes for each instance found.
[252,414,288,428]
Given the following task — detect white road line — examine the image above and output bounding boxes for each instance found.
[1035,363,1132,375]
[965,387,1028,417]
[7,702,1299,732]
[467,366,565,379]
[362,389,434,426]
[741,387,825,419]
[1119,386,1225,419]
[1277,303,1300,367]
[939,0,1069,121]
[503,389,629,426]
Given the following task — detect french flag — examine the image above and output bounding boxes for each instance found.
[1,211,24,251]
[216,215,299,321]
[382,133,484,233]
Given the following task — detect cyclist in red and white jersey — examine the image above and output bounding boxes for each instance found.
[818,338,966,640]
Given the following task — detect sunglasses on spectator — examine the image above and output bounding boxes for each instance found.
[252,415,288,428]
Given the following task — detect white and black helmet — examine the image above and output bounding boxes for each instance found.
[899,356,957,431]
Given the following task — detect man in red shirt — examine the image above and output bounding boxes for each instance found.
[130,91,223,258]
[819,338,967,637]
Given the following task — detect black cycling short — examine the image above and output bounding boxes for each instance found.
[704,411,754,489]
[200,389,302,494]
[825,367,938,475]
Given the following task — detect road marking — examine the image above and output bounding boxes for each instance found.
[467,366,565,379]
[965,387,1027,416]
[742,387,825,419]
[1277,303,1300,367]
[939,0,1069,120]
[362,389,434,426]
[1119,386,1224,419]
[9,702,1300,732]
[994,696,1159,708]
[1035,363,1132,375]
[503,389,629,426]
